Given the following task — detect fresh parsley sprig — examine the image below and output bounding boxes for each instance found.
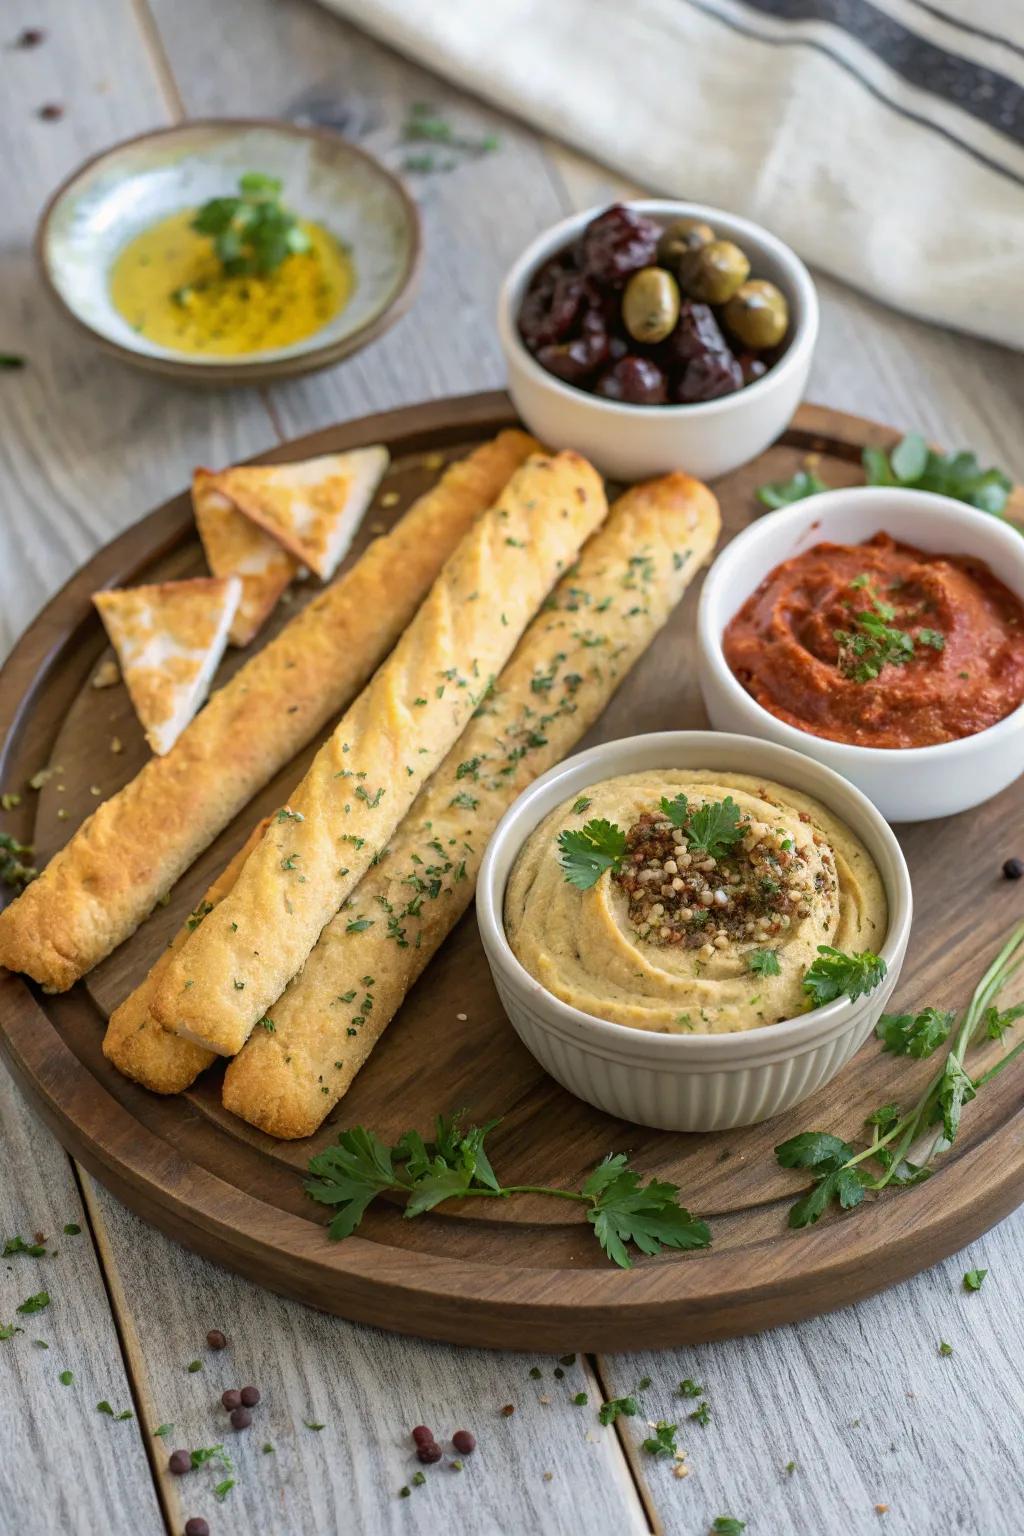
[188,172,310,282]
[660,794,747,859]
[305,1115,710,1270]
[755,433,1015,523]
[777,923,1024,1227]
[802,946,887,1006]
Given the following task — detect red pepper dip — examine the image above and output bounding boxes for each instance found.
[722,532,1024,748]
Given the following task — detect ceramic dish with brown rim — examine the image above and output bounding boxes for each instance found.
[35,119,422,385]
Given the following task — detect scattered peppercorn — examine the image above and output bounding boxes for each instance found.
[37,103,64,121]
[239,1385,260,1407]
[452,1429,476,1455]
[411,1425,433,1447]
[206,1329,227,1350]
[416,1441,443,1464]
[168,1449,191,1475]
[221,1388,242,1411]
[18,27,46,45]
[184,1520,209,1536]
[230,1407,253,1431]
[1003,857,1024,880]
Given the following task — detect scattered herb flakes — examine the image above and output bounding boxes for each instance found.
[346,918,374,934]
[785,1459,797,1474]
[190,1446,230,1469]
[58,1369,73,1385]
[262,1442,275,1454]
[803,945,886,1006]
[636,1375,652,1391]
[32,1338,47,1348]
[186,1359,203,1373]
[689,1400,711,1427]
[4,1235,46,1258]
[97,1400,114,1415]
[712,1519,746,1535]
[642,1421,678,1458]
[153,1424,174,1438]
[0,354,27,371]
[938,1339,954,1357]
[559,1352,576,1366]
[0,831,37,890]
[62,1223,81,1236]
[529,1366,542,1379]
[573,1392,588,1406]
[678,1378,704,1398]
[399,1485,412,1498]
[304,1418,326,1431]
[570,797,592,815]
[16,1291,50,1315]
[963,1268,988,1291]
[598,1395,638,1426]
[214,1478,236,1500]
[0,1324,23,1340]
[305,1115,709,1270]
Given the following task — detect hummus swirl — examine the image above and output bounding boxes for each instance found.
[504,770,887,1034]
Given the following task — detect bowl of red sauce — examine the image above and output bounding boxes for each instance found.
[697,487,1024,821]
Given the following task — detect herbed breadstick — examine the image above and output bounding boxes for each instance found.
[103,822,269,1093]
[222,472,720,1137]
[153,451,607,1058]
[0,430,537,991]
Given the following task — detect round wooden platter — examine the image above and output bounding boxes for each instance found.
[1,392,1022,1353]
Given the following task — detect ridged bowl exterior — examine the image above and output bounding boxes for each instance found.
[477,731,912,1133]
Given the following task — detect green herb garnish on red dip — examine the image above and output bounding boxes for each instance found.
[304,1113,710,1270]
[776,922,1024,1228]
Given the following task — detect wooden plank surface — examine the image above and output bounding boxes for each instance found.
[1,0,1022,1532]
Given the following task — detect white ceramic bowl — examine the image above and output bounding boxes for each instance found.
[496,200,818,482]
[697,487,1024,822]
[477,731,911,1132]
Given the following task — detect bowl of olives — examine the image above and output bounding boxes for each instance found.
[498,200,818,482]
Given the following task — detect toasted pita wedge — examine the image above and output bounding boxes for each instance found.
[93,577,241,756]
[192,468,297,646]
[211,447,389,580]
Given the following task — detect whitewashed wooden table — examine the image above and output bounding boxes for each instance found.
[2,3,1023,1533]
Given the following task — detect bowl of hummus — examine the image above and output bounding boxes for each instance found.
[477,732,911,1132]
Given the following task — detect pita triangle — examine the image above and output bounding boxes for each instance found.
[192,468,297,646]
[93,576,241,756]
[210,446,389,580]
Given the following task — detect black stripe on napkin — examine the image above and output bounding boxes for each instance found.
[676,0,1024,187]
[906,1,1024,66]
[734,0,1024,146]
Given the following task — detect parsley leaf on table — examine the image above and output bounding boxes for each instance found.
[16,1291,50,1315]
[876,1007,954,1058]
[557,819,626,890]
[598,1395,638,1426]
[642,1421,678,1457]
[3,1236,46,1258]
[963,1268,988,1291]
[864,433,1014,517]
[803,946,887,1006]
[306,1116,710,1270]
[712,1521,747,1535]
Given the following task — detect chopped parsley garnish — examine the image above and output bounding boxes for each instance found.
[189,173,310,280]
[678,1379,704,1398]
[642,1421,678,1457]
[557,819,626,890]
[834,601,915,682]
[3,1236,46,1258]
[16,1291,50,1315]
[59,1369,73,1385]
[803,946,886,1006]
[963,1268,988,1291]
[660,794,746,858]
[748,949,781,977]
[346,918,374,933]
[305,1116,709,1270]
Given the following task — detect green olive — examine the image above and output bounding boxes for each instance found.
[656,218,715,276]
[682,240,751,305]
[723,279,789,349]
[622,266,681,345]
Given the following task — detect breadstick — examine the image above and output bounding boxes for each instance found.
[0,431,537,991]
[153,451,606,1057]
[102,822,269,1093]
[222,472,720,1137]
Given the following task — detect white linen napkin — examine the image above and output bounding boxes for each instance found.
[316,0,1024,349]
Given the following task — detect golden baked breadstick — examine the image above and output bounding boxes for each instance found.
[102,822,269,1093]
[222,472,720,1137]
[0,431,537,991]
[153,451,607,1058]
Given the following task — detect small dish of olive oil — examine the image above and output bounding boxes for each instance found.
[37,121,421,384]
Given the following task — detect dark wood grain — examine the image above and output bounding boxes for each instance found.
[1,393,1021,1352]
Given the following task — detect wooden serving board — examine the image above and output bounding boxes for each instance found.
[1,393,1021,1352]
